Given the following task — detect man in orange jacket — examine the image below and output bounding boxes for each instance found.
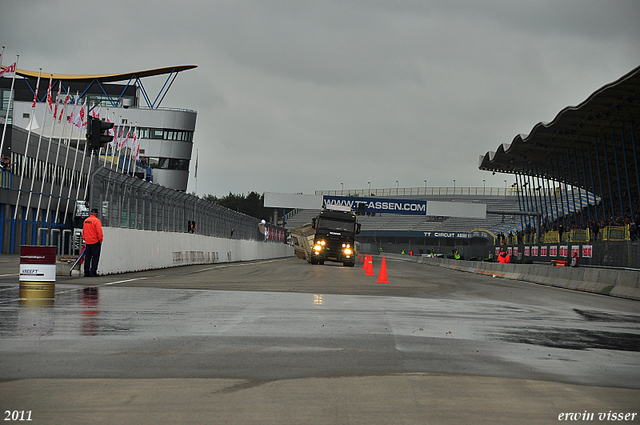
[83,208,104,277]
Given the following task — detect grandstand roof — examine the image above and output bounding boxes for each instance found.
[478,65,640,200]
[7,65,198,83]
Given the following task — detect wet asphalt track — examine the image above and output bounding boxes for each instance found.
[0,256,639,424]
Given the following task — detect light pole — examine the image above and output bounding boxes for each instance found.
[424,180,427,195]
[453,179,456,194]
[483,179,486,195]
[341,182,344,195]
[368,181,371,195]
[396,180,399,195]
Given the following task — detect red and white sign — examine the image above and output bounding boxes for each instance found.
[559,246,568,257]
[571,245,580,258]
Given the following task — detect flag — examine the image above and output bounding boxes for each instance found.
[69,97,78,127]
[53,82,62,120]
[119,125,130,150]
[70,245,86,270]
[31,72,41,109]
[79,102,87,131]
[91,105,101,119]
[113,122,121,150]
[107,114,117,148]
[46,77,53,113]
[132,128,140,161]
[73,99,86,130]
[58,88,70,122]
[0,61,16,78]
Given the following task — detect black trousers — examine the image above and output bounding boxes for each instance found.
[84,242,102,276]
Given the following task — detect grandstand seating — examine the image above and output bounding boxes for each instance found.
[284,191,600,237]
[285,194,521,236]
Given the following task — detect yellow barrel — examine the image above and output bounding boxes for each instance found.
[19,282,56,301]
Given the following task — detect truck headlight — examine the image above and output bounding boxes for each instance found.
[314,244,322,251]
[344,248,352,255]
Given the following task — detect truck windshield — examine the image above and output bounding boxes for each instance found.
[317,218,355,233]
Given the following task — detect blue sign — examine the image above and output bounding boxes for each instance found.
[322,196,427,215]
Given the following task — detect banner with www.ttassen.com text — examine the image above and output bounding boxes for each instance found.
[322,195,427,215]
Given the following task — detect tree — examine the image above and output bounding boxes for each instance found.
[202,191,290,222]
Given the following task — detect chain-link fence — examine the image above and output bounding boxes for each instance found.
[88,166,279,242]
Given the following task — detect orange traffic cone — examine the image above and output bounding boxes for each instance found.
[362,254,369,271]
[365,255,375,276]
[376,257,389,284]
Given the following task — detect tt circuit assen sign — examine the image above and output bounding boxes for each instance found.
[323,196,426,215]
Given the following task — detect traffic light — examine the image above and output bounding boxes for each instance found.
[87,117,115,150]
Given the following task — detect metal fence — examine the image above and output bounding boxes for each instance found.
[88,167,269,241]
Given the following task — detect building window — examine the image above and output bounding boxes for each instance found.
[136,127,193,142]
[145,157,189,171]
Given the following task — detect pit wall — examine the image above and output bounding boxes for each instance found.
[78,227,293,275]
[380,253,640,301]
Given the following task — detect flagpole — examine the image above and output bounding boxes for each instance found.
[0,55,19,158]
[195,149,198,195]
[127,124,135,177]
[103,114,119,206]
[63,93,83,222]
[36,80,62,228]
[0,46,5,68]
[120,122,130,175]
[130,122,139,177]
[74,108,91,205]
[26,75,52,230]
[110,115,118,169]
[14,68,42,221]
[103,110,113,169]
[83,150,94,201]
[54,87,74,227]
[115,116,123,173]
[47,85,71,226]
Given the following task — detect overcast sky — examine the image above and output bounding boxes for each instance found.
[1,1,639,197]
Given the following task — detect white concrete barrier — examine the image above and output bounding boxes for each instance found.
[378,253,640,301]
[94,228,293,275]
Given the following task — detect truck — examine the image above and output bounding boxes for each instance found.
[290,204,360,267]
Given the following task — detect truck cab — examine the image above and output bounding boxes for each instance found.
[311,205,360,267]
